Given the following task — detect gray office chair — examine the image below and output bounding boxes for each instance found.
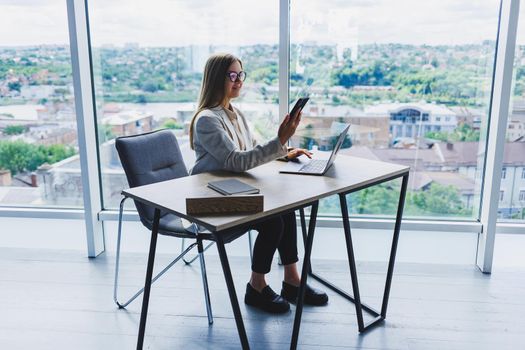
[113,129,253,325]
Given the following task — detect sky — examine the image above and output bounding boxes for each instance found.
[0,0,521,47]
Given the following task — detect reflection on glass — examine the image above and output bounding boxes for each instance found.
[290,0,500,219]
[88,0,279,209]
[0,2,82,208]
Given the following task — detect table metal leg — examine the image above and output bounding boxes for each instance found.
[290,201,319,350]
[137,208,161,349]
[339,193,368,331]
[215,233,250,350]
[381,173,408,318]
[304,174,409,333]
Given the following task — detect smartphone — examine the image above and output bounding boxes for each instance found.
[289,97,309,120]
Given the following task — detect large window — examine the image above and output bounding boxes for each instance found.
[87,0,279,209]
[499,2,525,222]
[0,2,82,208]
[290,0,500,218]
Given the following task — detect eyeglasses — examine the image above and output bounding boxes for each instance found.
[226,71,246,82]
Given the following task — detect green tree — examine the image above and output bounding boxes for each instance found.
[141,81,162,93]
[425,123,479,142]
[299,124,316,149]
[0,141,76,175]
[329,181,469,217]
[162,120,183,130]
[98,124,115,142]
[3,125,26,135]
[136,94,147,103]
[407,183,467,216]
[450,123,480,141]
[7,81,21,92]
[348,185,400,215]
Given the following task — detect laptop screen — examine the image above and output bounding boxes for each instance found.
[325,124,350,170]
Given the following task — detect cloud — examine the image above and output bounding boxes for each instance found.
[0,3,69,46]
[0,0,517,47]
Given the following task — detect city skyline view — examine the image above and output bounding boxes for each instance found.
[1,0,524,221]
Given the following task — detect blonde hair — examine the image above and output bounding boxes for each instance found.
[189,53,243,149]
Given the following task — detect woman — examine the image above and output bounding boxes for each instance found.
[189,53,328,314]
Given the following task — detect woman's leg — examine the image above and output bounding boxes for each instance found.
[278,212,329,306]
[245,215,290,314]
[278,212,301,286]
[249,215,284,291]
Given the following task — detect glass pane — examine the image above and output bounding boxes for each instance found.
[290,0,500,219]
[88,0,279,209]
[500,4,525,222]
[0,2,83,208]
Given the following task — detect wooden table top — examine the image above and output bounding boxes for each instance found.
[122,155,409,232]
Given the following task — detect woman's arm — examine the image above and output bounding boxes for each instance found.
[195,116,287,172]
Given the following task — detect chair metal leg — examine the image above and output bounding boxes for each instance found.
[184,228,254,265]
[197,239,214,325]
[248,230,253,263]
[113,197,128,308]
[114,197,198,309]
[182,238,215,265]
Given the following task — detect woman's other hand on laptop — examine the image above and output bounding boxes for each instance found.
[286,147,313,162]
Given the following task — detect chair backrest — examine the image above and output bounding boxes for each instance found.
[115,129,188,227]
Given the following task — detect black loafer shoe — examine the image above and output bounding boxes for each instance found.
[281,281,328,306]
[244,283,290,314]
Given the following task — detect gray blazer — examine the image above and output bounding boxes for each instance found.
[190,106,287,175]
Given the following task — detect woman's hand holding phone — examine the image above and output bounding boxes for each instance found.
[278,112,302,145]
[277,97,309,145]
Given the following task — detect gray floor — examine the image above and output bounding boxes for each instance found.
[1,245,524,350]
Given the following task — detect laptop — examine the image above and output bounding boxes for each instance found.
[279,124,351,176]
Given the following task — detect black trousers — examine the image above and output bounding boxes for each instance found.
[250,211,299,274]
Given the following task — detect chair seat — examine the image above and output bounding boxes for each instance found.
[140,213,196,238]
[141,211,247,244]
[158,213,196,238]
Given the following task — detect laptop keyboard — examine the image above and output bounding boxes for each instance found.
[299,159,327,173]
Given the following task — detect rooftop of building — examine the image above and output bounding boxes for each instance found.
[364,101,456,117]
[101,110,153,126]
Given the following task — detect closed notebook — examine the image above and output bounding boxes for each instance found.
[207,179,260,196]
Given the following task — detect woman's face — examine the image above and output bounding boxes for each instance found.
[224,60,243,101]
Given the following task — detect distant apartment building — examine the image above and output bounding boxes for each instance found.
[365,102,458,141]
[508,103,525,141]
[20,85,55,100]
[438,142,524,218]
[507,116,525,141]
[101,110,153,137]
[507,99,525,141]
[299,104,390,147]
[29,125,78,146]
[449,106,483,130]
